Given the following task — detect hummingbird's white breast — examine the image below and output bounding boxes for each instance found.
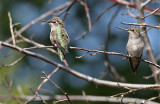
[127,38,144,57]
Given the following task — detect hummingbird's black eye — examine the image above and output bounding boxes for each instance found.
[52,21,56,23]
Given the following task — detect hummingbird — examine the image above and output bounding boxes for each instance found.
[47,17,69,61]
[116,27,144,74]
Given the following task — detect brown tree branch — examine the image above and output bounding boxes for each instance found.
[83,0,92,32]
[1,56,25,69]
[136,0,160,84]
[121,22,160,30]
[8,12,16,45]
[1,41,160,90]
[69,46,160,69]
[63,0,78,21]
[76,3,118,40]
[109,0,160,16]
[142,7,160,18]
[18,95,160,104]
[104,5,125,82]
[42,72,73,104]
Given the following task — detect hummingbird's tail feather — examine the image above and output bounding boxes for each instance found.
[129,58,140,74]
[57,48,65,61]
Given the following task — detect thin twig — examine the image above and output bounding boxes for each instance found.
[8,12,16,45]
[142,0,152,7]
[121,22,160,30]
[109,0,160,16]
[126,5,137,18]
[145,96,160,103]
[25,68,60,103]
[42,72,73,104]
[76,51,89,58]
[142,7,160,18]
[104,5,125,82]
[69,46,160,69]
[63,0,78,21]
[1,41,160,89]
[83,0,92,31]
[136,0,159,84]
[37,67,59,93]
[1,75,22,104]
[1,56,25,69]
[76,3,118,40]
[53,99,68,104]
[16,31,58,54]
[143,70,160,79]
[17,95,159,104]
[24,46,54,50]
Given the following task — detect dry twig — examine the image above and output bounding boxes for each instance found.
[8,12,16,45]
[1,56,25,69]
[70,46,160,69]
[42,72,73,104]
[1,41,160,90]
[121,22,160,30]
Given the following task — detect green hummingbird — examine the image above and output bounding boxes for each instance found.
[47,17,70,61]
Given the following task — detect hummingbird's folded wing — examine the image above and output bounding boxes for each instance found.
[50,29,68,53]
[55,40,68,53]
[56,27,69,53]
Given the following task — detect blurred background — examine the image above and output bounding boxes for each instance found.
[0,0,160,103]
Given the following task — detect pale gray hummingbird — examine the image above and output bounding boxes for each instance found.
[116,27,144,74]
[47,17,70,61]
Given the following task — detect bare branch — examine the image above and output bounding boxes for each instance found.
[76,3,118,40]
[121,22,160,30]
[18,95,159,104]
[24,68,60,103]
[1,56,25,69]
[53,99,68,104]
[1,75,22,104]
[126,5,137,18]
[155,54,160,62]
[23,46,54,50]
[145,96,160,103]
[76,51,89,58]
[83,0,92,31]
[136,0,160,84]
[112,85,160,98]
[42,72,73,104]
[142,7,160,18]
[104,5,125,82]
[109,0,160,16]
[8,12,16,45]
[63,0,78,21]
[16,31,58,55]
[142,0,152,7]
[37,67,59,93]
[69,46,160,69]
[1,41,160,89]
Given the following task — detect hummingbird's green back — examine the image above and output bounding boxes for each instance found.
[48,17,69,61]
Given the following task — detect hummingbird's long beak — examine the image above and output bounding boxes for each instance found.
[115,27,128,32]
[39,20,49,23]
